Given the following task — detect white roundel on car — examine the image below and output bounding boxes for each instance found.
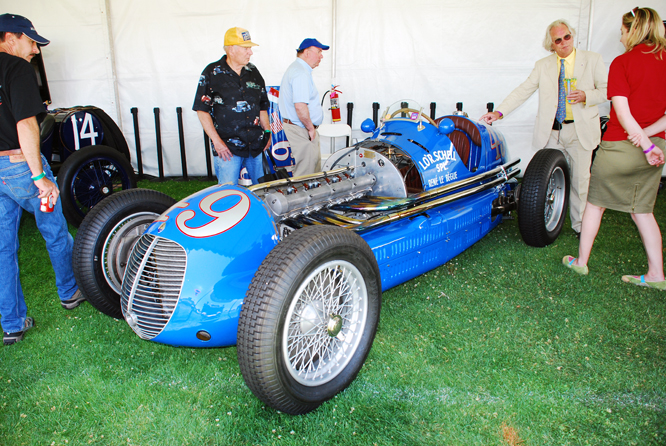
[175,189,251,238]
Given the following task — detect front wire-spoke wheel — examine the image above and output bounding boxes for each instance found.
[284,260,368,386]
[101,212,162,295]
[72,189,176,318]
[237,226,381,415]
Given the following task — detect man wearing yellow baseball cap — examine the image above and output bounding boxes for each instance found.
[223,27,258,48]
[193,27,270,185]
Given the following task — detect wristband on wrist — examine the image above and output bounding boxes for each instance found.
[264,129,271,133]
[497,111,503,119]
[31,171,45,181]
[644,143,656,154]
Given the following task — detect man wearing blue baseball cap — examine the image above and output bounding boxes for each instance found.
[0,13,84,345]
[0,13,50,49]
[279,38,329,176]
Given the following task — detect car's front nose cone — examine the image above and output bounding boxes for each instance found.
[120,185,279,347]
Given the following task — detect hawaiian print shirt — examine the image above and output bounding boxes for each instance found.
[192,55,269,158]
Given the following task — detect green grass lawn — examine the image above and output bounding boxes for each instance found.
[1,179,664,445]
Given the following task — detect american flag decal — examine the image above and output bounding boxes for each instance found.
[270,111,283,134]
[266,86,295,176]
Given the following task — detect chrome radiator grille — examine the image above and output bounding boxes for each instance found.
[121,234,187,339]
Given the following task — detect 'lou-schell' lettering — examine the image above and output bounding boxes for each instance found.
[418,147,456,170]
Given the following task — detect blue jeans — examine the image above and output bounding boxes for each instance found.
[213,152,264,185]
[0,154,77,333]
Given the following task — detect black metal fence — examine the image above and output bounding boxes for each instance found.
[130,101,492,181]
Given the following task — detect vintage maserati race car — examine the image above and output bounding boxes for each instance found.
[72,100,570,414]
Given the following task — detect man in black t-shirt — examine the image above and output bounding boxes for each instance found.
[0,14,83,346]
[192,27,271,185]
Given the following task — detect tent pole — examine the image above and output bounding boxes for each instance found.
[331,0,337,81]
[587,0,595,51]
[102,0,123,130]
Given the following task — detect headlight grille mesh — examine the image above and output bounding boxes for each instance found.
[121,234,186,339]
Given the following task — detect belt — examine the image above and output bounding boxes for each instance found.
[283,118,318,129]
[0,149,22,156]
[552,120,574,130]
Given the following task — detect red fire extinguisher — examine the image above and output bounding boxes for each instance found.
[329,85,342,122]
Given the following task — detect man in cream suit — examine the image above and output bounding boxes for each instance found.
[481,19,607,235]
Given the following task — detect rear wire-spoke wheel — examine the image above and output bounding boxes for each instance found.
[238,226,381,415]
[57,145,136,227]
[544,166,567,232]
[518,149,570,247]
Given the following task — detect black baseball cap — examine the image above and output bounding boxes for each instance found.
[0,13,50,46]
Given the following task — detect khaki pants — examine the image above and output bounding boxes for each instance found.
[546,125,594,233]
[283,122,321,177]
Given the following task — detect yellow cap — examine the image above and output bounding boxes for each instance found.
[224,27,258,47]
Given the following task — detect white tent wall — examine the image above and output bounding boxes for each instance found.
[107,0,335,176]
[1,0,664,177]
[588,0,666,119]
[3,1,118,122]
[335,0,591,173]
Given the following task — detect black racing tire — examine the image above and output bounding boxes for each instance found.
[58,107,131,161]
[72,188,176,318]
[518,149,570,247]
[88,107,132,162]
[237,226,382,415]
[57,145,137,227]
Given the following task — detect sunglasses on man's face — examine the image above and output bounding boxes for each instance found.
[554,34,572,45]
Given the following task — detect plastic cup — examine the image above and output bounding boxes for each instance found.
[566,78,577,104]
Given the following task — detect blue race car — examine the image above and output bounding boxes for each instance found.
[73,100,569,414]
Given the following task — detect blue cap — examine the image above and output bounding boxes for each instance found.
[0,13,50,46]
[297,38,329,51]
